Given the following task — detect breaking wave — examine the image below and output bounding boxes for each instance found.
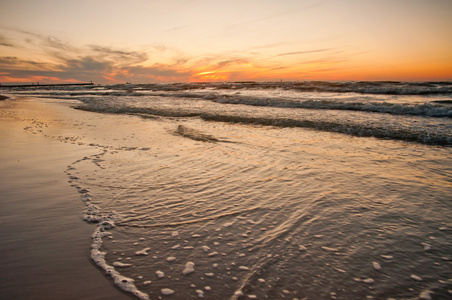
[4,81,452,145]
[5,81,452,118]
[73,94,452,146]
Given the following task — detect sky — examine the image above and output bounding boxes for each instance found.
[1,0,451,83]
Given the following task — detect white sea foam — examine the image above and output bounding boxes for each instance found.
[161,288,174,295]
[113,261,132,268]
[421,242,432,251]
[156,271,165,278]
[196,289,204,297]
[410,274,423,281]
[372,262,382,270]
[90,223,149,300]
[321,246,338,252]
[363,278,375,284]
[48,82,452,299]
[234,290,243,297]
[83,204,101,222]
[135,247,150,256]
[183,262,195,275]
[419,290,433,300]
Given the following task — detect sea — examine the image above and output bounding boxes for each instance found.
[3,81,452,299]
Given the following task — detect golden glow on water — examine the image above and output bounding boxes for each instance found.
[3,90,451,299]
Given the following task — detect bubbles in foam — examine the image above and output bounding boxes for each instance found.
[372,262,382,271]
[183,262,195,275]
[113,261,132,268]
[135,247,150,256]
[161,288,174,295]
[410,274,423,281]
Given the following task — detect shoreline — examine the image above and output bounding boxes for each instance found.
[2,95,451,299]
[0,97,133,299]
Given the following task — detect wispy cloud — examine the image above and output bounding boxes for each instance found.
[219,58,249,66]
[0,34,14,47]
[276,49,332,57]
[0,28,193,83]
[0,27,344,83]
[0,52,192,83]
[88,45,149,66]
[43,36,77,52]
[0,56,55,70]
[119,65,191,82]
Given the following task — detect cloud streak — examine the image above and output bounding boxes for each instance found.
[0,28,196,83]
[0,27,349,83]
[0,34,14,47]
[276,48,332,57]
[0,54,193,83]
[88,45,149,66]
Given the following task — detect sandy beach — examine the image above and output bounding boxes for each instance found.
[1,0,451,297]
[0,97,133,299]
[1,91,450,300]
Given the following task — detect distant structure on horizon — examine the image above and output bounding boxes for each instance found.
[0,81,94,88]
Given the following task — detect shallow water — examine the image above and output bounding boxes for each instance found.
[2,85,452,299]
[0,103,132,300]
[64,116,451,299]
[4,81,452,144]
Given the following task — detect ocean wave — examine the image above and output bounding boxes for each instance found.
[57,90,452,118]
[74,98,452,146]
[117,81,452,95]
[6,81,452,118]
[209,96,452,118]
[6,81,452,144]
[6,80,452,95]
[199,113,452,146]
[289,81,452,95]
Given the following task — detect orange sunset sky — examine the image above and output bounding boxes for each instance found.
[1,0,451,83]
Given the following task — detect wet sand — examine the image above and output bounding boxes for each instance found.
[0,97,133,299]
[3,95,451,300]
